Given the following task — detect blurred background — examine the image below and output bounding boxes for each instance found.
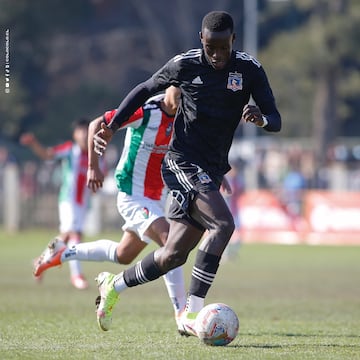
[1,0,359,244]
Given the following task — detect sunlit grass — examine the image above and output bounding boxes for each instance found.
[0,228,359,359]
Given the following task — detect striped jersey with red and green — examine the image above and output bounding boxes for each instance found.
[52,141,89,206]
[104,94,174,201]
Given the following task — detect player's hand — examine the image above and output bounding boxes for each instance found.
[87,166,104,193]
[19,132,36,146]
[93,122,113,156]
[242,104,265,127]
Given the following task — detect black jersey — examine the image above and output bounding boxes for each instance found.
[110,48,281,177]
[151,49,281,176]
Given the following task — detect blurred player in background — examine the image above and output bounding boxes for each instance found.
[87,10,281,336]
[20,119,91,289]
[33,86,187,328]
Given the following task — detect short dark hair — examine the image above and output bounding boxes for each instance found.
[201,11,234,33]
[71,117,89,130]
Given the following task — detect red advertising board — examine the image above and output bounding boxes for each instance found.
[304,191,360,245]
[238,190,304,244]
[237,190,360,245]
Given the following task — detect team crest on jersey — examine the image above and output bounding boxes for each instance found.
[198,172,212,184]
[140,207,149,219]
[227,72,243,92]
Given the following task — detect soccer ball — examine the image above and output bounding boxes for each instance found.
[195,303,239,346]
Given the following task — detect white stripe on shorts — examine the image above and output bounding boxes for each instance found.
[168,158,193,192]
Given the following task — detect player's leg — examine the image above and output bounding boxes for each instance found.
[144,216,187,320]
[32,201,87,288]
[95,219,203,331]
[33,236,120,277]
[177,189,234,335]
[116,192,188,313]
[95,161,206,331]
[187,190,235,306]
[67,231,89,289]
[115,231,147,264]
[58,201,90,289]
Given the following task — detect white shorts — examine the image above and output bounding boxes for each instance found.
[59,201,87,233]
[116,192,166,244]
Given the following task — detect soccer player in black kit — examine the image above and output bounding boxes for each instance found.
[91,11,281,335]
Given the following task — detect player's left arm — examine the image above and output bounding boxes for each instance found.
[243,66,281,132]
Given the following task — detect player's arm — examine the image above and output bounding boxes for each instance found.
[19,133,54,160]
[243,66,281,132]
[107,78,165,133]
[87,116,105,193]
[90,79,162,150]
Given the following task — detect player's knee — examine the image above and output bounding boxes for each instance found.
[216,216,235,239]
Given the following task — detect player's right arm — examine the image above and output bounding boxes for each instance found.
[95,56,181,144]
[87,116,106,193]
[19,133,54,160]
[106,78,166,133]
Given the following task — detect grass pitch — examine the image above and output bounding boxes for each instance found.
[0,228,359,359]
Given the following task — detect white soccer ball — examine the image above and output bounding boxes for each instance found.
[195,303,239,346]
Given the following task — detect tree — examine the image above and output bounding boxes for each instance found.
[260,0,360,167]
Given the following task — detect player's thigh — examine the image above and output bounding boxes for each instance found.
[192,190,234,230]
[117,192,165,243]
[144,216,169,247]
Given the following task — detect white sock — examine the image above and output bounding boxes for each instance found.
[113,272,128,293]
[186,294,204,313]
[163,266,186,315]
[61,239,119,263]
[67,237,83,277]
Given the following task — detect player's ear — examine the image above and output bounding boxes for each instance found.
[232,33,236,43]
[199,31,202,41]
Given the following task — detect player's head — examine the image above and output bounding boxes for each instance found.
[200,11,235,70]
[71,117,89,151]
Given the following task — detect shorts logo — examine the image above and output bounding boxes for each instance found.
[198,172,212,184]
[140,207,149,219]
[227,72,243,92]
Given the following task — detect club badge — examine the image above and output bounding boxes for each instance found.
[227,72,243,92]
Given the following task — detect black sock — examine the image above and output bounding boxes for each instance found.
[189,249,221,298]
[123,251,164,287]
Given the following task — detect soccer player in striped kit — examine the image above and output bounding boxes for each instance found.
[33,86,187,329]
[21,119,91,289]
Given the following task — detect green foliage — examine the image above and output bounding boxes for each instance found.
[0,228,360,359]
[1,0,359,152]
[33,83,120,144]
[260,0,360,138]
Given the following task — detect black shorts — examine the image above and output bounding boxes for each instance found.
[161,155,222,229]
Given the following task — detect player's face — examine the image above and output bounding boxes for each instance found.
[73,126,88,151]
[200,28,234,70]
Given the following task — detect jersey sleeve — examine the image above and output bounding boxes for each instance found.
[52,141,73,159]
[103,107,145,129]
[151,56,182,88]
[251,65,281,132]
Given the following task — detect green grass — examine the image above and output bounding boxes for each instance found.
[0,228,359,359]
